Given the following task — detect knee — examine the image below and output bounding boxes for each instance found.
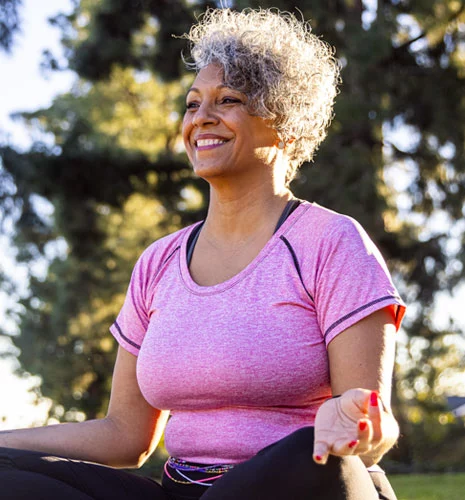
[0,447,17,470]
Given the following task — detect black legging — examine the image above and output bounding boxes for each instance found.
[0,427,396,500]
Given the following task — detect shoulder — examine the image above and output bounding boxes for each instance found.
[135,223,198,272]
[283,202,389,278]
[288,202,371,248]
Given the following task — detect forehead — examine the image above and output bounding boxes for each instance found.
[192,64,225,87]
[191,63,228,90]
[187,64,246,101]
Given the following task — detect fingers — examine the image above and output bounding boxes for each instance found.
[313,391,383,465]
[313,390,393,465]
[313,442,330,465]
[356,418,373,453]
[368,391,382,442]
[353,393,383,456]
[314,435,364,465]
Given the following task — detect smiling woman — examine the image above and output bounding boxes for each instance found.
[183,8,340,185]
[0,7,405,500]
[183,64,279,185]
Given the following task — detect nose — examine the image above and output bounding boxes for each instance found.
[192,100,219,127]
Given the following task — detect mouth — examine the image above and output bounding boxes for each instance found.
[195,138,229,151]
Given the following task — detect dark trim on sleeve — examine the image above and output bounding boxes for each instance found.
[280,236,314,302]
[162,245,181,266]
[324,295,397,339]
[147,245,181,293]
[113,321,141,350]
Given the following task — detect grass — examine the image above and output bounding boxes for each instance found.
[390,473,465,500]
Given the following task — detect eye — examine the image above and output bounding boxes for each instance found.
[185,101,199,110]
[220,97,242,105]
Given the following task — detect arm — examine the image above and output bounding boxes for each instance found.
[313,306,399,467]
[0,346,169,468]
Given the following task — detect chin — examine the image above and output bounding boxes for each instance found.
[192,163,228,180]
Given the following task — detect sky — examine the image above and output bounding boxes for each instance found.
[0,0,75,429]
[0,0,75,148]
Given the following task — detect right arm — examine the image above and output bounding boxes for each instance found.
[0,346,169,468]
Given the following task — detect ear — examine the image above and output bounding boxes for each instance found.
[286,136,296,145]
[274,136,296,149]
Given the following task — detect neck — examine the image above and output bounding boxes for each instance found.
[203,177,293,243]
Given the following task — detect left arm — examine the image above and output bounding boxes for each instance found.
[313,306,399,466]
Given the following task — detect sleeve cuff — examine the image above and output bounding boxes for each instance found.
[109,321,141,356]
[324,297,406,346]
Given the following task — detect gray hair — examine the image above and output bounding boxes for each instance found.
[183,8,341,184]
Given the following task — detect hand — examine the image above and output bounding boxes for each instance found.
[313,388,399,466]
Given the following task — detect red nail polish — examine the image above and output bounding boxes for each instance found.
[370,391,379,407]
[348,440,358,448]
[315,455,322,461]
[359,421,367,431]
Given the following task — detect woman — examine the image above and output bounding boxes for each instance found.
[0,8,405,500]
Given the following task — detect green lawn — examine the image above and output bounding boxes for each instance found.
[390,473,465,500]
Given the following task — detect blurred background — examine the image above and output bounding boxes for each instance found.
[1,0,465,481]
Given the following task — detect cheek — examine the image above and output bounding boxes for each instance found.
[182,120,192,149]
[181,116,188,138]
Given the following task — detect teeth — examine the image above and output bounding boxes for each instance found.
[196,139,226,147]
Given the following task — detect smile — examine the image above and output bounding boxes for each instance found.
[195,139,228,150]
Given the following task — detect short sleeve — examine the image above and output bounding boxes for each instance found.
[109,250,151,356]
[315,217,406,346]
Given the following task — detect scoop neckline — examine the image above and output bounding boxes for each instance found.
[179,201,311,295]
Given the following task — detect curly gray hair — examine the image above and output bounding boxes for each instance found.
[183,8,340,184]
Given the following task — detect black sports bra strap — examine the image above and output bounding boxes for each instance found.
[186,199,302,267]
[273,198,302,234]
[186,222,204,267]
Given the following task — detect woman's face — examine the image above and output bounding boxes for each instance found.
[182,64,278,181]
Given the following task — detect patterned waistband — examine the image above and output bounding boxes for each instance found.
[164,457,235,487]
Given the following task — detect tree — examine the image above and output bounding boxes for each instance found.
[1,0,465,471]
[0,0,21,52]
[1,0,212,422]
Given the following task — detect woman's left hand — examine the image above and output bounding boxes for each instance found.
[312,388,399,466]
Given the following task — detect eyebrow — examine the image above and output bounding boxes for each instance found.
[186,84,237,96]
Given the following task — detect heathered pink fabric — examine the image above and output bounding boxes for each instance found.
[110,201,405,464]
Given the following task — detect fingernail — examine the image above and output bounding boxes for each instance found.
[370,391,379,407]
[315,455,322,461]
[359,421,367,431]
[348,440,358,448]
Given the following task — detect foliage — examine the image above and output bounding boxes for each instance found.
[0,60,206,417]
[0,0,21,52]
[1,0,465,470]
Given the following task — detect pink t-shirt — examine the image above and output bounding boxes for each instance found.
[110,201,405,464]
